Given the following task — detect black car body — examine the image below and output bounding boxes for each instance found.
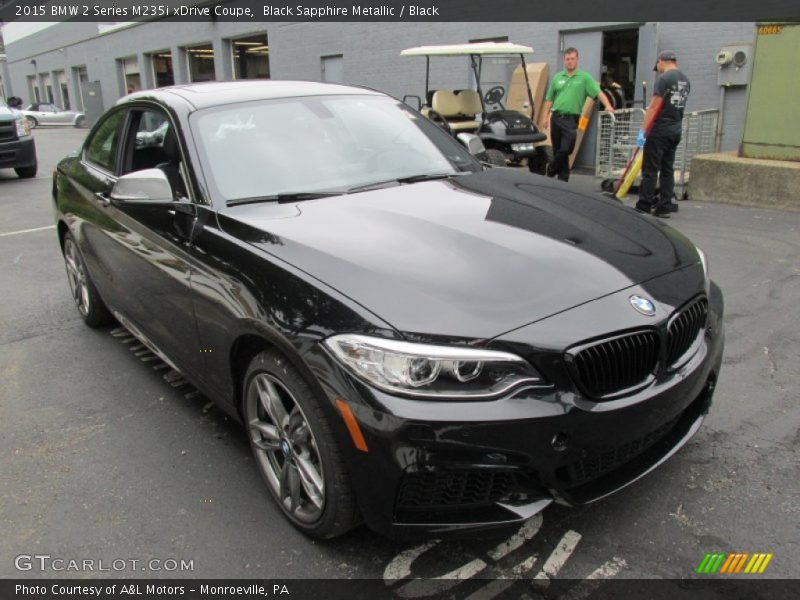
[53,81,724,539]
[0,104,37,178]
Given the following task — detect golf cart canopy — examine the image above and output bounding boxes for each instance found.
[401,42,537,115]
[400,42,534,57]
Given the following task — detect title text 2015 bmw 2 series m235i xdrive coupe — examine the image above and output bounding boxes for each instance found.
[54,81,723,539]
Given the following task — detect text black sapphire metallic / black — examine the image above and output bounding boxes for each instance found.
[53,80,724,539]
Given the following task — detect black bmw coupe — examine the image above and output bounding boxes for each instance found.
[53,81,723,539]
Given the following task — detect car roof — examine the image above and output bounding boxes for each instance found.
[401,42,534,57]
[118,80,384,111]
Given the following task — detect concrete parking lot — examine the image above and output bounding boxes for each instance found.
[1,128,798,587]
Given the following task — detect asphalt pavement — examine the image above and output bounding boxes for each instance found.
[1,128,798,587]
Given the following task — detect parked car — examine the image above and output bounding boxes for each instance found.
[22,103,85,128]
[0,101,38,178]
[53,81,724,539]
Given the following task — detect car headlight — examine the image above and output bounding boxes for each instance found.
[16,117,32,137]
[697,247,709,279]
[324,334,544,399]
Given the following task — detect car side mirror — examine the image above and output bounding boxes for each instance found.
[110,169,174,205]
[456,133,486,156]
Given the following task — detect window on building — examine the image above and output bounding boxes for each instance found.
[232,35,270,80]
[54,71,70,109]
[28,75,41,103]
[187,44,215,82]
[61,84,71,110]
[151,52,175,88]
[119,56,141,93]
[72,66,89,111]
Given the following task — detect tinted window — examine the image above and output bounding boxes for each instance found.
[85,111,127,172]
[123,109,188,199]
[192,95,479,202]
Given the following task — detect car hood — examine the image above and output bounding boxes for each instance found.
[219,168,700,339]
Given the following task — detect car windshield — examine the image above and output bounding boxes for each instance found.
[191,94,479,203]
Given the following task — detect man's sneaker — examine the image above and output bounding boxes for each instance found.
[668,202,679,213]
[653,208,671,219]
[634,202,651,214]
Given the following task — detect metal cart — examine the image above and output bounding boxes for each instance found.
[596,109,719,199]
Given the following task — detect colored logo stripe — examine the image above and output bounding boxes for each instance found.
[697,553,726,574]
[697,552,773,574]
[745,553,774,574]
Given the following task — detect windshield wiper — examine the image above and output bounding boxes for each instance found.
[226,191,342,207]
[346,172,458,194]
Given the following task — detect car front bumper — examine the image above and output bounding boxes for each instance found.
[304,279,724,539]
[0,134,37,170]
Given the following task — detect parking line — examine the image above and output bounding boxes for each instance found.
[534,530,582,581]
[464,555,540,600]
[556,557,627,600]
[0,225,56,238]
[397,558,487,599]
[488,514,543,561]
[383,541,439,581]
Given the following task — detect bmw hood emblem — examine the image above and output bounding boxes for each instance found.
[629,295,656,316]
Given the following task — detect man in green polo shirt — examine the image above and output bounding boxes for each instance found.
[540,47,614,181]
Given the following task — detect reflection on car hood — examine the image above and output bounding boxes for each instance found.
[221,169,699,339]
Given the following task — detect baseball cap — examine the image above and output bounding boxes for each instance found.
[654,50,678,70]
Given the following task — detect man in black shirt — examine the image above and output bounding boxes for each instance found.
[635,51,691,218]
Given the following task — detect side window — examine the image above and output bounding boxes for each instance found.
[124,109,188,199]
[85,110,127,172]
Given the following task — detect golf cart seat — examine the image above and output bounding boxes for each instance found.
[431,90,482,132]
[454,90,483,116]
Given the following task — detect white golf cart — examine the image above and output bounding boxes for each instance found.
[400,42,548,169]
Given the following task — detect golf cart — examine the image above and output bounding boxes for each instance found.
[400,42,548,169]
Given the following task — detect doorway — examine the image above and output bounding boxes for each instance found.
[601,28,639,109]
[559,24,656,168]
[321,55,344,83]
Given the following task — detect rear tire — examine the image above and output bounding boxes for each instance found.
[62,233,114,327]
[243,350,360,539]
[15,164,37,179]
[74,116,85,128]
[482,148,507,167]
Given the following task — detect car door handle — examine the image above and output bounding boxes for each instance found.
[95,192,111,207]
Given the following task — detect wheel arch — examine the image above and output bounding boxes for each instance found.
[56,220,70,250]
[228,325,331,421]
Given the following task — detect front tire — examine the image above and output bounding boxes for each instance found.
[62,233,114,327]
[74,116,85,128]
[26,117,38,128]
[243,350,359,539]
[482,148,507,167]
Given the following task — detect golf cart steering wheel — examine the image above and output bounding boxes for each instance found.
[483,86,506,107]
[427,110,453,135]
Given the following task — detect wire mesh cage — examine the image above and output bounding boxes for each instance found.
[595,109,719,198]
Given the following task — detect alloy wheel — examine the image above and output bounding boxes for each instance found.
[63,238,90,317]
[247,373,325,523]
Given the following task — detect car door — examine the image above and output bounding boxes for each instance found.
[63,107,129,308]
[65,106,203,377]
[38,103,58,125]
[51,105,72,125]
[98,107,205,376]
